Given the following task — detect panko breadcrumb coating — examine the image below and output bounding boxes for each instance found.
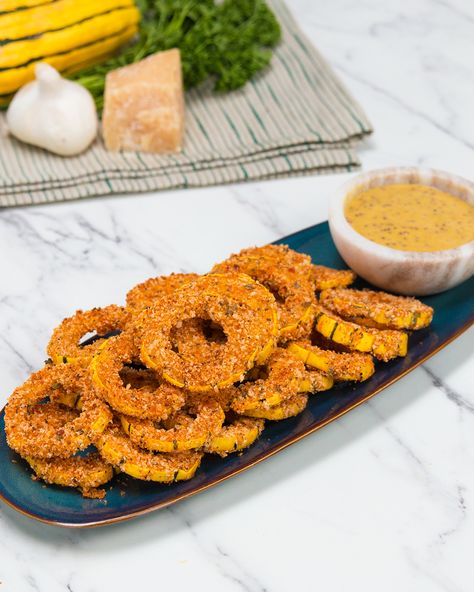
[242,393,309,421]
[298,369,334,393]
[204,416,265,457]
[26,454,113,498]
[311,265,356,291]
[231,348,307,413]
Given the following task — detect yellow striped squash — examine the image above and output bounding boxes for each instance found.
[0,0,139,98]
[0,0,53,11]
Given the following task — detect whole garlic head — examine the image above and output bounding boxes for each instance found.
[6,63,98,156]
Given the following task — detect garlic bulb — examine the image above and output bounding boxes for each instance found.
[6,63,98,156]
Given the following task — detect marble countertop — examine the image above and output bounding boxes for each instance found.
[1,1,473,590]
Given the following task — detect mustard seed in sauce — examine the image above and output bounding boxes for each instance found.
[345,183,474,251]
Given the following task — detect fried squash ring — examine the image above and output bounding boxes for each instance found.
[138,273,278,391]
[242,393,309,421]
[5,365,112,459]
[47,304,129,365]
[319,288,433,330]
[298,369,334,393]
[26,453,114,497]
[212,244,316,341]
[313,305,408,361]
[231,349,307,413]
[91,333,185,420]
[126,273,200,314]
[120,397,225,452]
[96,421,203,482]
[204,416,265,457]
[288,341,375,382]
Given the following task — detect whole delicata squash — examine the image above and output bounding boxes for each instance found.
[0,0,140,100]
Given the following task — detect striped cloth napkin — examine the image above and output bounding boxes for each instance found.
[0,0,372,207]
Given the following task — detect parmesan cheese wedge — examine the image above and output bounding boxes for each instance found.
[102,48,184,153]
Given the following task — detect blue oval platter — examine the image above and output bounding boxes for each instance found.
[0,221,473,527]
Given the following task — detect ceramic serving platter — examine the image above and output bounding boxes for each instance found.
[0,222,472,528]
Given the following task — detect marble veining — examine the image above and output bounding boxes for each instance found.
[0,0,473,590]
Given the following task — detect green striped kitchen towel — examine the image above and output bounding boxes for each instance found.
[0,0,372,207]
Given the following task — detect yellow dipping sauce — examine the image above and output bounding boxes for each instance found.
[345,183,474,252]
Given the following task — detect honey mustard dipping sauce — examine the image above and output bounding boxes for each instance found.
[345,183,474,252]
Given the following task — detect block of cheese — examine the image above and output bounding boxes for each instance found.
[102,48,184,153]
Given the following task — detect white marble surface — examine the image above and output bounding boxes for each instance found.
[1,0,473,590]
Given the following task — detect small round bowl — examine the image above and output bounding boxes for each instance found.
[328,167,474,296]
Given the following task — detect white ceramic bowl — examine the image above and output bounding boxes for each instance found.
[328,167,474,296]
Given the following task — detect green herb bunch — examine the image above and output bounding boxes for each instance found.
[71,0,281,110]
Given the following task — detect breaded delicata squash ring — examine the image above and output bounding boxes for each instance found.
[5,365,112,459]
[96,421,203,482]
[204,416,265,457]
[139,273,278,391]
[47,304,129,365]
[319,288,433,330]
[26,453,114,497]
[313,305,408,362]
[91,333,185,420]
[231,349,307,413]
[212,244,316,341]
[242,393,309,421]
[288,341,375,382]
[297,369,334,393]
[311,265,356,291]
[120,397,225,452]
[126,273,200,314]
[237,244,313,277]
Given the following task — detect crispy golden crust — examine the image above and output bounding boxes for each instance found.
[238,245,313,270]
[126,273,200,314]
[242,393,309,420]
[231,349,307,413]
[96,420,203,482]
[138,274,278,391]
[313,305,408,361]
[5,365,112,459]
[288,341,375,382]
[204,415,265,457]
[311,266,356,291]
[212,244,316,341]
[169,318,229,366]
[26,453,114,496]
[120,397,225,452]
[298,369,334,393]
[91,333,185,420]
[47,305,129,365]
[319,288,433,330]
[187,387,236,413]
